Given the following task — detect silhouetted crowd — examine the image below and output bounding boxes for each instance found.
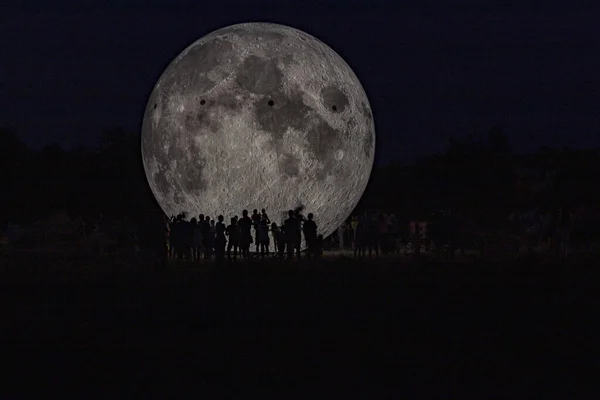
[334,213,401,258]
[2,201,596,267]
[163,207,322,266]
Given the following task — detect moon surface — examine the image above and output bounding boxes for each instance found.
[141,22,375,241]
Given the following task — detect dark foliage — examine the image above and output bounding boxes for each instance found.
[1,125,598,229]
[0,126,161,227]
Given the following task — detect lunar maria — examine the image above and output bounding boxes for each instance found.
[141,22,375,245]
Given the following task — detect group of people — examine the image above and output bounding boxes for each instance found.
[334,213,400,258]
[165,208,322,265]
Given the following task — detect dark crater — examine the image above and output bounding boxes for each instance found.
[194,92,240,133]
[321,85,349,113]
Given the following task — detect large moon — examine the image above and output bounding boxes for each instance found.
[141,22,375,242]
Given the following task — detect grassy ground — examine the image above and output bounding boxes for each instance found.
[1,252,598,397]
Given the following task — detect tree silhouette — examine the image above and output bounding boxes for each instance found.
[1,124,599,237]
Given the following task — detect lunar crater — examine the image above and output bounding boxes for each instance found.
[142,22,375,243]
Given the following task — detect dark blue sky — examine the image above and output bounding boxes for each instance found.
[2,0,600,164]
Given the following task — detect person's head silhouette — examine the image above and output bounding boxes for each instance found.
[218,215,224,223]
[242,210,248,217]
[288,210,294,217]
[308,213,314,220]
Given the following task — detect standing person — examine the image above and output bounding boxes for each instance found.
[366,215,379,258]
[226,217,240,261]
[354,217,366,258]
[350,217,359,251]
[261,209,270,224]
[303,213,318,260]
[199,215,210,260]
[271,223,286,259]
[388,214,399,254]
[293,208,304,257]
[272,223,279,255]
[171,214,183,261]
[190,218,202,263]
[168,216,176,260]
[214,215,227,266]
[154,214,169,269]
[315,234,324,259]
[337,222,345,250]
[184,214,194,262]
[258,219,271,258]
[209,219,216,259]
[558,205,573,260]
[251,209,262,255]
[163,215,171,264]
[284,210,301,260]
[238,209,253,260]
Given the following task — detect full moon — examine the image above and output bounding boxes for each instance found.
[141,22,375,242]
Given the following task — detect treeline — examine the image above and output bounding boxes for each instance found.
[358,128,600,225]
[1,127,159,226]
[1,126,599,228]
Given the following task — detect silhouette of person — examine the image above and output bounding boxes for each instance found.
[170,214,182,261]
[271,222,286,259]
[315,234,324,258]
[155,214,169,268]
[251,209,261,254]
[214,215,227,266]
[181,213,193,262]
[168,216,177,260]
[354,217,366,258]
[226,217,240,261]
[303,213,318,260]
[261,208,270,224]
[238,209,253,260]
[350,216,358,248]
[209,218,216,256]
[190,217,202,263]
[366,213,382,258]
[163,215,171,263]
[388,214,399,254]
[284,210,301,260]
[258,218,270,258]
[294,207,306,224]
[337,222,345,250]
[201,215,212,260]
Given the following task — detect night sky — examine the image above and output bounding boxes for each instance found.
[2,1,600,165]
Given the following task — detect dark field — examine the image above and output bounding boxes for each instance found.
[1,254,598,397]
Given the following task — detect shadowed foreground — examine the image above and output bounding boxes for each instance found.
[1,255,598,397]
